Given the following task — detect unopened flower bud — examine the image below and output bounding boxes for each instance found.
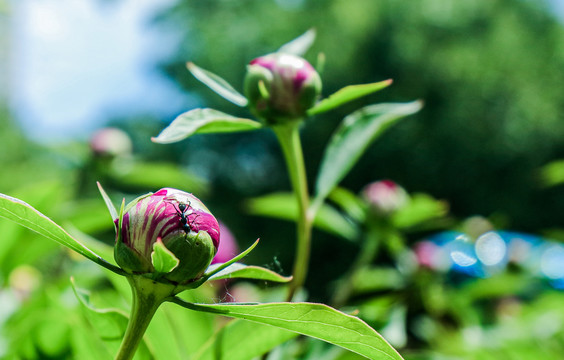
[362,180,408,216]
[90,127,133,158]
[211,222,239,265]
[244,53,322,125]
[114,188,219,284]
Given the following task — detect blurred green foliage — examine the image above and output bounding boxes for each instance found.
[157,0,564,232]
[4,0,564,358]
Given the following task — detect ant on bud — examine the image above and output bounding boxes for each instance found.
[172,201,199,239]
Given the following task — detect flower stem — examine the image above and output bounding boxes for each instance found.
[115,276,174,360]
[331,221,386,308]
[272,123,313,301]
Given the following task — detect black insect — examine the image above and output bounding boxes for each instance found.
[173,202,192,237]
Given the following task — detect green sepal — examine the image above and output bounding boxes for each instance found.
[151,238,180,274]
[114,237,151,274]
[164,231,216,284]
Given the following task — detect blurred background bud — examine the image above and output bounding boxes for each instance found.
[90,127,133,158]
[244,53,321,125]
[212,222,239,265]
[362,180,408,217]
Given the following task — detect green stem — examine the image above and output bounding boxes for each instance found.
[272,123,312,301]
[331,221,386,308]
[115,276,175,360]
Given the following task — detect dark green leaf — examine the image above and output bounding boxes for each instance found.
[0,193,124,274]
[171,300,404,360]
[208,263,291,282]
[278,28,316,56]
[187,62,248,106]
[152,108,262,144]
[313,101,423,209]
[307,80,393,116]
[246,192,358,241]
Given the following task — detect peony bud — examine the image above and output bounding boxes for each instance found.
[90,127,133,158]
[211,222,239,265]
[244,53,322,125]
[114,188,219,284]
[362,180,408,216]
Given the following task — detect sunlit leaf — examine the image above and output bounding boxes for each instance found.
[171,300,404,360]
[193,319,297,360]
[308,80,393,116]
[0,193,124,274]
[246,192,358,241]
[278,28,316,56]
[313,101,423,210]
[200,239,259,281]
[207,263,291,282]
[152,108,262,144]
[187,62,248,106]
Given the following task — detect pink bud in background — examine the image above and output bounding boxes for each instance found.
[212,222,239,265]
[90,127,133,158]
[362,180,408,216]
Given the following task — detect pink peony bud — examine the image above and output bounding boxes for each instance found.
[90,127,133,158]
[211,222,239,265]
[362,180,408,216]
[114,188,219,284]
[244,53,321,125]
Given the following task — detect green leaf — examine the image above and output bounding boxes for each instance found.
[70,278,153,359]
[0,193,124,274]
[278,28,316,56]
[151,239,180,274]
[170,300,404,360]
[539,159,564,187]
[307,80,393,116]
[246,192,358,241]
[328,187,367,224]
[97,182,118,223]
[70,278,129,340]
[152,108,262,144]
[313,101,423,209]
[64,223,117,265]
[108,161,209,196]
[192,239,260,288]
[187,62,248,106]
[391,193,449,229]
[193,319,298,360]
[207,263,292,282]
